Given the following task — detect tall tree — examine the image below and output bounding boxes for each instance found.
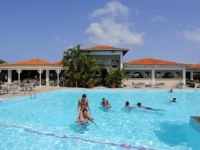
[0,59,6,64]
[61,44,101,87]
[62,44,83,87]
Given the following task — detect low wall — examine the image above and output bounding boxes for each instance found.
[124,78,183,88]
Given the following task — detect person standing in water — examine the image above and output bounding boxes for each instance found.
[76,94,93,123]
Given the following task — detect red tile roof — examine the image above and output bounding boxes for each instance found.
[50,61,62,65]
[1,58,62,66]
[187,64,200,69]
[81,45,129,55]
[81,45,129,50]
[14,58,50,65]
[124,58,190,66]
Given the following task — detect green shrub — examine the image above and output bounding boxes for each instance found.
[188,82,195,88]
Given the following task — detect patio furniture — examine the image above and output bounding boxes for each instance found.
[134,82,145,88]
[175,83,184,89]
[0,85,8,94]
[132,82,134,88]
[50,80,57,86]
[158,82,165,88]
[18,83,26,91]
[10,84,18,94]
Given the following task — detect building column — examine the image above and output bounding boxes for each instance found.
[190,71,193,80]
[8,70,12,84]
[120,53,123,69]
[16,69,22,85]
[46,70,49,86]
[151,67,155,87]
[56,68,61,87]
[182,67,186,87]
[37,68,43,87]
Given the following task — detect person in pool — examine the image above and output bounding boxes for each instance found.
[137,102,166,111]
[105,100,111,108]
[76,94,93,123]
[100,98,106,107]
[124,101,136,109]
[171,98,177,103]
[79,109,98,127]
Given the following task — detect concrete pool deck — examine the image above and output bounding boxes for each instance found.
[0,85,200,101]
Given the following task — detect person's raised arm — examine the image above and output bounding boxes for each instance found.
[88,117,99,127]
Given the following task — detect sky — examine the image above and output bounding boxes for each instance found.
[0,0,200,64]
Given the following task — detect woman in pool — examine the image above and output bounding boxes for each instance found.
[124,101,136,109]
[76,94,93,123]
[137,102,166,111]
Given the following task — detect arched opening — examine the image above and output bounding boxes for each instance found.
[112,65,117,68]
[163,72,174,78]
[131,72,144,78]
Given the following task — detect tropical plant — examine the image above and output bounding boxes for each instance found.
[61,45,101,87]
[0,59,6,64]
[86,78,99,87]
[188,82,195,88]
[62,44,83,87]
[0,59,6,82]
[78,55,101,87]
[105,68,128,88]
[194,74,200,82]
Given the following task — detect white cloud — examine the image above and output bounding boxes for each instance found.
[86,18,145,45]
[86,1,145,46]
[151,15,165,22]
[54,37,67,43]
[91,1,128,17]
[182,28,200,43]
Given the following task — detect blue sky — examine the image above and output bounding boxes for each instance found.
[1,0,200,64]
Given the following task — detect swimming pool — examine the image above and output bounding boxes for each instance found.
[0,90,200,150]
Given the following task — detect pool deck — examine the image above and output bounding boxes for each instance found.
[0,85,200,101]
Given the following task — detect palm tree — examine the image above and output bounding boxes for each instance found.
[61,45,101,88]
[62,44,83,87]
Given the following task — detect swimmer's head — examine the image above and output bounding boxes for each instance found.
[137,102,141,107]
[125,101,129,106]
[82,94,86,99]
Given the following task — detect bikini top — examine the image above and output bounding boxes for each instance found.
[79,99,88,106]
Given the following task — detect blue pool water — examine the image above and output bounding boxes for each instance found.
[0,90,200,150]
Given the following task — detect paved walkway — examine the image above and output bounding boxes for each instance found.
[0,85,199,101]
